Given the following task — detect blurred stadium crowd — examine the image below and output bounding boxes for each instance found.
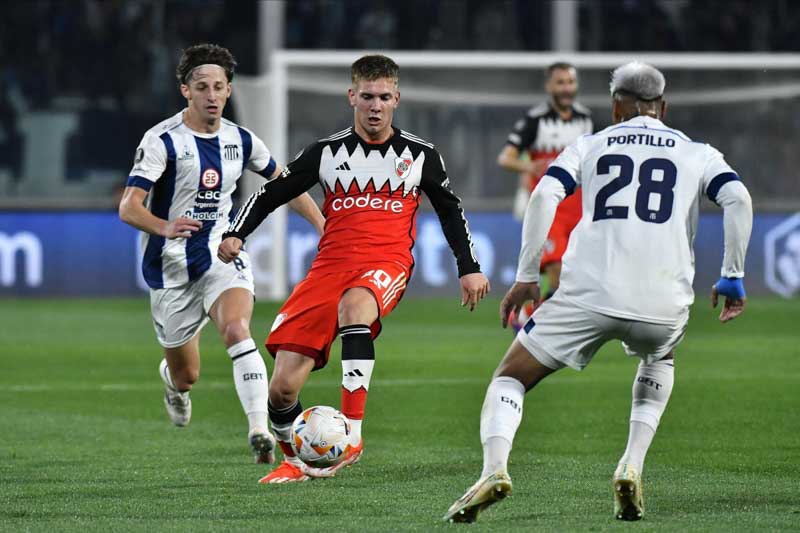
[287,0,800,52]
[6,0,798,109]
[1,1,258,112]
[1,0,799,205]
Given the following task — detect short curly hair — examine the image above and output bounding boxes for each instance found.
[176,43,237,85]
[351,54,399,86]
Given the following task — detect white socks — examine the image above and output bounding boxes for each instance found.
[348,419,363,446]
[480,377,526,477]
[341,358,375,395]
[227,338,269,431]
[476,359,673,480]
[619,358,675,473]
[482,437,513,478]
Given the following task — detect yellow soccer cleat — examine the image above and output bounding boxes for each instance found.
[613,464,644,521]
[444,471,513,523]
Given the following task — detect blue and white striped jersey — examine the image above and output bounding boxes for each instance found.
[127,110,276,289]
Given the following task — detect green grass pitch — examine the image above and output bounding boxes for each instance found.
[1,296,798,532]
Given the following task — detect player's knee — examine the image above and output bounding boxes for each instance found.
[338,289,377,325]
[338,295,358,324]
[221,318,250,346]
[494,359,533,388]
[173,366,200,389]
[268,377,299,408]
[338,305,356,325]
[494,343,556,391]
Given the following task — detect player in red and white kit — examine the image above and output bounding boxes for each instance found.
[497,63,593,304]
[218,54,491,483]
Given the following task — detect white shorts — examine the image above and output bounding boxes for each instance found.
[516,292,688,371]
[149,251,255,348]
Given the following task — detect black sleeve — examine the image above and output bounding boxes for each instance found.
[223,144,320,242]
[506,115,538,150]
[419,148,481,277]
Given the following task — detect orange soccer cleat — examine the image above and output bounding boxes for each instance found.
[258,460,310,484]
[325,439,364,475]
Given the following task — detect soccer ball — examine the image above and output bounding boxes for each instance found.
[291,406,351,468]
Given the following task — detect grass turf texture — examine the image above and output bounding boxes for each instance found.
[1,297,798,532]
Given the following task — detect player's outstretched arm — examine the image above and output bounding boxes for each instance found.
[709,172,752,323]
[119,186,201,238]
[422,173,487,310]
[505,173,568,327]
[516,175,566,283]
[500,282,541,328]
[419,150,484,293]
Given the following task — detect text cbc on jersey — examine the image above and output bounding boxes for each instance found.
[331,193,404,213]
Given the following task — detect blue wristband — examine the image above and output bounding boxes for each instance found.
[715,277,746,299]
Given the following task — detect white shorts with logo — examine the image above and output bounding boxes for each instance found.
[149,251,255,348]
[516,291,689,371]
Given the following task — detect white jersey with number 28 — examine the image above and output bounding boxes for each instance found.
[540,115,744,324]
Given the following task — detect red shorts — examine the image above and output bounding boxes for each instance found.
[266,263,409,370]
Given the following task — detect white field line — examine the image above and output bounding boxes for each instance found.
[0,377,487,393]
[0,372,794,393]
